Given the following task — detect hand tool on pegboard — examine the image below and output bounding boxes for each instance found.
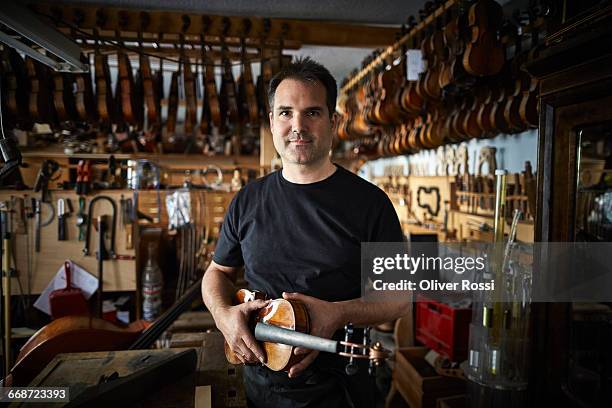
[35,199,55,252]
[76,196,87,241]
[33,159,60,203]
[57,198,73,241]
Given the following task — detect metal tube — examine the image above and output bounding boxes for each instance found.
[254,323,339,354]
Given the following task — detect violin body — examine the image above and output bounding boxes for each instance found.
[94,52,114,127]
[220,54,240,135]
[462,0,504,77]
[53,72,77,124]
[118,51,137,126]
[75,64,97,123]
[225,289,310,372]
[1,48,30,129]
[183,57,197,136]
[165,71,179,148]
[26,57,56,125]
[241,51,260,127]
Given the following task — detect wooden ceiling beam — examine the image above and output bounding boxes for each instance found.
[30,3,399,48]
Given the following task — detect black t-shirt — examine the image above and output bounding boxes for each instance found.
[213,164,403,301]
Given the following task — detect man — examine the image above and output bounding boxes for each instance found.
[202,57,408,407]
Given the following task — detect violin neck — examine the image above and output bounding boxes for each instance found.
[254,323,339,355]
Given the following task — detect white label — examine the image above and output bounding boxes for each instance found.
[406,49,424,81]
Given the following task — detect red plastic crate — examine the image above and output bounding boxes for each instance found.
[415,295,472,362]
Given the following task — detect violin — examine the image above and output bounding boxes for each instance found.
[351,83,374,139]
[133,69,145,130]
[165,70,179,152]
[463,88,486,138]
[399,22,423,116]
[26,57,56,125]
[371,60,393,125]
[380,53,408,125]
[502,23,528,133]
[362,56,378,126]
[415,8,433,101]
[451,96,471,141]
[518,12,542,129]
[117,50,137,126]
[1,48,29,129]
[52,71,77,124]
[425,106,448,148]
[6,276,204,387]
[256,19,273,117]
[462,0,505,77]
[407,115,425,152]
[220,47,240,135]
[94,48,114,128]
[153,67,164,153]
[423,1,444,100]
[225,290,389,374]
[476,85,500,136]
[336,92,350,141]
[241,36,260,127]
[183,56,198,137]
[203,46,222,129]
[438,8,457,90]
[139,52,159,152]
[74,54,97,124]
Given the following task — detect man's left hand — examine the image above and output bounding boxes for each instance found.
[281,292,343,378]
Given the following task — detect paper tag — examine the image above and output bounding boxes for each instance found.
[406,49,424,81]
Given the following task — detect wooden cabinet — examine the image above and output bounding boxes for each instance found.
[526,4,612,406]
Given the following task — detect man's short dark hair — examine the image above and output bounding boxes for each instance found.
[268,57,337,118]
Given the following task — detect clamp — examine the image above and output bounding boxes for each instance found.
[83,195,116,258]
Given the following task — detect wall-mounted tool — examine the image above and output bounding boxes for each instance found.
[417,186,441,217]
[120,195,134,250]
[57,198,73,241]
[75,160,92,195]
[33,159,60,202]
[107,155,120,188]
[83,195,116,258]
[76,196,87,241]
[96,215,109,317]
[35,199,54,252]
[11,196,26,234]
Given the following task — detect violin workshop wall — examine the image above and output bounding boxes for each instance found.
[0,190,135,296]
[337,0,543,160]
[360,128,538,179]
[0,187,236,296]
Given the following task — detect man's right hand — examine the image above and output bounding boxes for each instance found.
[215,299,270,364]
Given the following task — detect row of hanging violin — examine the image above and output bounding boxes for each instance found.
[0,38,282,154]
[337,0,549,157]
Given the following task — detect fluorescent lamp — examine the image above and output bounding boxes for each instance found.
[0,3,88,73]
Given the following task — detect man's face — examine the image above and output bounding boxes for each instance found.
[269,78,337,166]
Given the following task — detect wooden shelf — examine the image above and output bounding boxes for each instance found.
[21,148,260,167]
[449,209,534,225]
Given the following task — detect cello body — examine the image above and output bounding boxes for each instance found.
[8,316,147,386]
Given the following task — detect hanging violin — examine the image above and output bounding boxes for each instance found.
[224,289,389,375]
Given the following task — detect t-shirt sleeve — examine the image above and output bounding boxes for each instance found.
[212,195,245,267]
[368,192,405,242]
